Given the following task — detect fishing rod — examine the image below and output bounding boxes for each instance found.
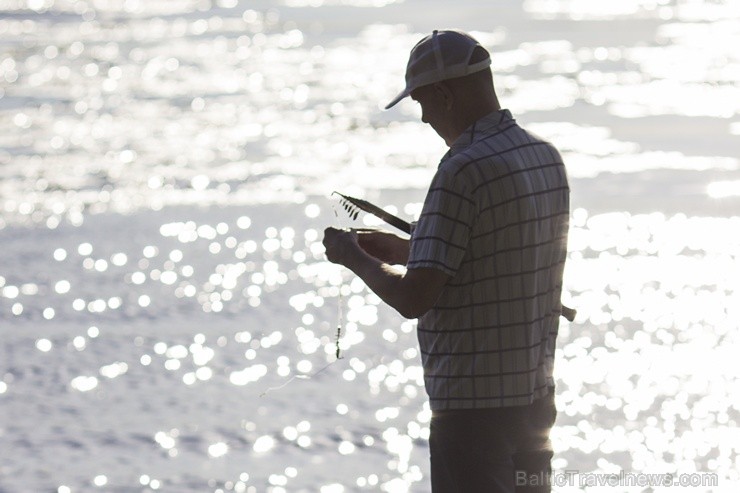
[331,191,577,322]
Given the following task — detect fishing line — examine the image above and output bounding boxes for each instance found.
[331,200,346,361]
[258,361,334,397]
[335,288,344,360]
[259,288,345,397]
[259,201,347,398]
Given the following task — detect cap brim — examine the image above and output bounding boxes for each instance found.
[384,87,411,110]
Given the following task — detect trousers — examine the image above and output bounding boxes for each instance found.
[429,388,556,493]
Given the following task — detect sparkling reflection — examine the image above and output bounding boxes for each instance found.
[1,0,738,491]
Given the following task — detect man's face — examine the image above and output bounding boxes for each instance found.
[410,84,455,146]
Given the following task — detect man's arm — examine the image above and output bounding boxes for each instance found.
[354,228,410,265]
[323,227,448,319]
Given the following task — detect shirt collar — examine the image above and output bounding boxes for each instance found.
[441,109,513,163]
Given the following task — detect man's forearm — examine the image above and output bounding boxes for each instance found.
[355,230,410,265]
[323,227,448,319]
[344,248,416,318]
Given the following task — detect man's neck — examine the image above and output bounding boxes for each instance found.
[446,100,501,146]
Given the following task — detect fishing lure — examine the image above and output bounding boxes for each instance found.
[334,283,344,359]
[335,325,343,359]
[332,192,411,234]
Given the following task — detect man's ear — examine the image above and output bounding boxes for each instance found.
[433,82,454,110]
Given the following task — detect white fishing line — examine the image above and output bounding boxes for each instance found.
[260,202,347,398]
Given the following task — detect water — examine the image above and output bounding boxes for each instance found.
[1,0,739,491]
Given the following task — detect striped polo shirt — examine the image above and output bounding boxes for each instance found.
[407,109,570,411]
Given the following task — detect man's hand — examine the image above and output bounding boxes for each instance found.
[323,227,360,266]
[355,228,410,265]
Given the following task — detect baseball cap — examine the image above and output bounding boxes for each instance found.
[384,29,491,110]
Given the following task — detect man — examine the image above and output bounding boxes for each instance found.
[323,30,569,492]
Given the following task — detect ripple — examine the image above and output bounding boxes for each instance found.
[1,1,738,491]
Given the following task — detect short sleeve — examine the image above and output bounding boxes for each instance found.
[407,168,476,276]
